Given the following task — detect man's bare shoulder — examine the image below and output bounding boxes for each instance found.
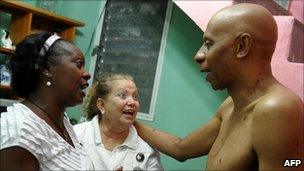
[254,86,303,118]
[216,96,234,118]
[251,86,303,163]
[252,85,303,130]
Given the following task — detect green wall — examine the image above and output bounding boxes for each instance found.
[147,4,228,170]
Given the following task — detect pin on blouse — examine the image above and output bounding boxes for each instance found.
[136,153,145,162]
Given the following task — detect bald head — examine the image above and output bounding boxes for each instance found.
[207,3,278,58]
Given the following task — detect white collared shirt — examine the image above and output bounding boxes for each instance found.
[73,115,163,170]
[1,103,94,170]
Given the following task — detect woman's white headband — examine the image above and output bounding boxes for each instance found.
[39,34,61,56]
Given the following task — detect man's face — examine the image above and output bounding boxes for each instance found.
[194,20,238,90]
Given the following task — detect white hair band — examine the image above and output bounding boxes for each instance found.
[39,34,62,56]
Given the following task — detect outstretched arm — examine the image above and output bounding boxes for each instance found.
[134,114,221,161]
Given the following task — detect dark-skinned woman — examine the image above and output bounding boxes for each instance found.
[0,32,93,170]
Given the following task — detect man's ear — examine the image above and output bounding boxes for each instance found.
[97,98,105,114]
[236,33,252,58]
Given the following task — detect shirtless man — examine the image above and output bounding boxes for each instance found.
[134,3,303,170]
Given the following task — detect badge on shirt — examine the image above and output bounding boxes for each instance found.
[136,153,145,162]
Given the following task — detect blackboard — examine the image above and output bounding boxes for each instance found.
[93,0,168,115]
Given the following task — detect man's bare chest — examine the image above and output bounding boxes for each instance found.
[206,114,258,170]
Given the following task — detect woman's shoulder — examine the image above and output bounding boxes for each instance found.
[1,103,41,136]
[130,125,155,152]
[1,103,25,144]
[1,103,26,119]
[73,119,94,132]
[1,103,48,158]
[1,103,65,144]
[73,118,95,141]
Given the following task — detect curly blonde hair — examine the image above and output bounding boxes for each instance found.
[83,73,134,120]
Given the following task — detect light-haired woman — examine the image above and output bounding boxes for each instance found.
[74,73,163,170]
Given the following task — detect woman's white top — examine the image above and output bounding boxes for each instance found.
[0,103,94,170]
[73,115,164,170]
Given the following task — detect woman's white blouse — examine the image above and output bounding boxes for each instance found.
[0,103,94,170]
[73,115,164,170]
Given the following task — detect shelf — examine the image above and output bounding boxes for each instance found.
[0,0,85,105]
[0,47,14,55]
[0,0,84,27]
[0,0,85,44]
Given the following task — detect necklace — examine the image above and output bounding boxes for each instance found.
[27,99,70,142]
